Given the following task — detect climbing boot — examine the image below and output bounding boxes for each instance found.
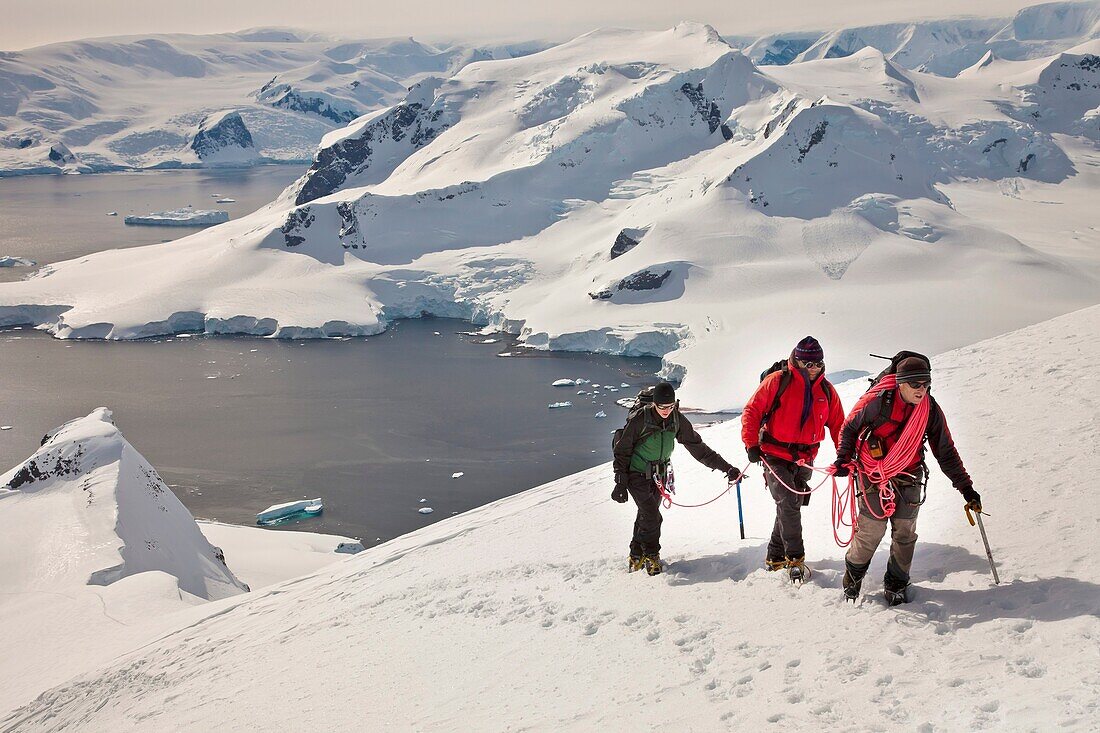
[884,585,911,606]
[786,555,811,584]
[628,555,645,573]
[644,554,663,576]
[765,557,788,572]
[842,558,870,603]
[842,569,862,602]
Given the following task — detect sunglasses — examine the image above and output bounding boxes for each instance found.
[655,402,676,410]
[904,380,931,390]
[797,360,824,369]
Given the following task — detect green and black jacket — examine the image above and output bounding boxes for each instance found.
[613,405,733,480]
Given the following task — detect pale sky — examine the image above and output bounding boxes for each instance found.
[4,0,1041,51]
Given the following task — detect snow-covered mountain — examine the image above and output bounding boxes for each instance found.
[0,408,358,715]
[0,30,545,175]
[3,304,1096,730]
[2,22,1097,409]
[743,1,1100,77]
[0,407,249,600]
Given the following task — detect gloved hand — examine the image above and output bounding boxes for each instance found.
[746,446,762,464]
[831,460,850,478]
[725,466,742,482]
[611,474,629,503]
[961,486,982,512]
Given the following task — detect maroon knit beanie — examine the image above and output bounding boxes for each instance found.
[792,336,824,362]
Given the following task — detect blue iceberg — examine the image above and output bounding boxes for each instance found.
[256,498,323,526]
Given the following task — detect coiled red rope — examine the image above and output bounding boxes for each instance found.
[842,375,930,519]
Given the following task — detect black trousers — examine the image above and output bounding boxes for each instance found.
[626,472,663,557]
[765,459,813,561]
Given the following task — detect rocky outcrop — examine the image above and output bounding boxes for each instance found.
[190,110,255,161]
[294,81,451,205]
[679,82,723,134]
[270,88,360,125]
[281,206,315,247]
[48,142,76,164]
[618,269,672,291]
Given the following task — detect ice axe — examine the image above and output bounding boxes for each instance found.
[966,504,1000,585]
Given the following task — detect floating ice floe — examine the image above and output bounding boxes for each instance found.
[215,198,236,203]
[575,379,590,385]
[124,209,230,226]
[497,352,513,357]
[616,397,635,408]
[552,378,576,387]
[451,472,464,479]
[577,390,588,395]
[105,211,117,216]
[595,411,607,418]
[548,401,572,409]
[419,498,428,503]
[0,425,13,430]
[256,498,323,525]
[418,507,434,514]
[0,256,35,267]
[620,383,630,388]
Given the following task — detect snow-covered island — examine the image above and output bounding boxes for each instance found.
[0,303,1097,729]
[123,209,230,226]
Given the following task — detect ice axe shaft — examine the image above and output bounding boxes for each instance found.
[966,505,1000,585]
[735,480,745,540]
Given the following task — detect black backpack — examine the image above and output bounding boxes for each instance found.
[758,359,834,427]
[612,386,678,451]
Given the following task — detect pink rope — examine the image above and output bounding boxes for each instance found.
[842,375,931,519]
[655,464,750,509]
[760,457,832,495]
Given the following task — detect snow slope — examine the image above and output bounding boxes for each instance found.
[0,409,359,714]
[4,304,1096,731]
[2,22,1098,410]
[0,30,544,175]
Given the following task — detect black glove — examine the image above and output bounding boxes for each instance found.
[611,474,629,503]
[746,446,761,464]
[961,486,981,512]
[725,466,742,482]
[831,460,850,478]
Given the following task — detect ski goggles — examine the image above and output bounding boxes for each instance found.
[796,359,824,369]
[903,380,931,390]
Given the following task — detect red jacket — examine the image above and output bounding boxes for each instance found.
[742,358,845,463]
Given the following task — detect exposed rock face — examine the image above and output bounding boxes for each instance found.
[281,206,315,247]
[270,88,360,124]
[610,227,649,259]
[337,201,363,249]
[48,142,76,164]
[294,82,450,205]
[618,269,672,291]
[679,82,723,134]
[190,110,255,160]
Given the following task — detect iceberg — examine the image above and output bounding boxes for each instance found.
[0,256,35,267]
[256,498,323,526]
[418,507,434,514]
[552,378,576,387]
[595,411,607,418]
[124,209,230,227]
[548,401,572,409]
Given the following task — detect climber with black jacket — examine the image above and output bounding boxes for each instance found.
[832,355,980,605]
[612,381,741,576]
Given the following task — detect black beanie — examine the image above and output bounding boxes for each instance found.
[652,382,676,404]
[896,356,931,383]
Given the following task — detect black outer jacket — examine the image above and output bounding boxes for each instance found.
[836,392,973,492]
[613,406,734,480]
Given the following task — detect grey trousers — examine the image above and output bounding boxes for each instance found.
[845,476,922,583]
[765,459,813,560]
